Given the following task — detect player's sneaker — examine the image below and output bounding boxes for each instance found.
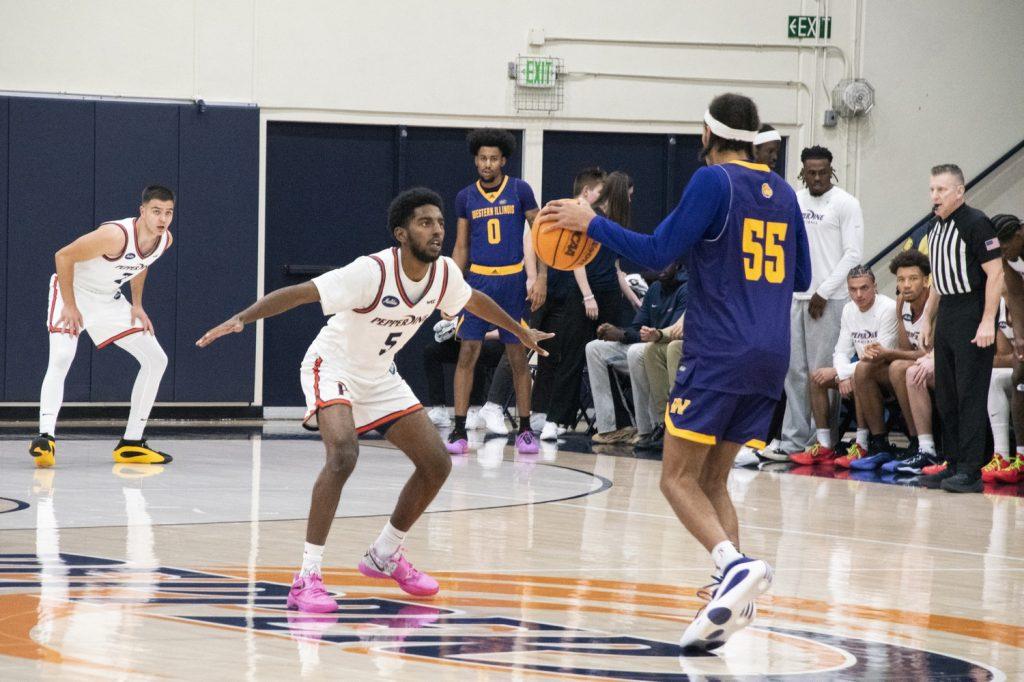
[919,463,957,489]
[679,557,773,651]
[921,460,948,476]
[286,572,339,613]
[834,442,867,468]
[789,443,836,466]
[515,430,540,454]
[476,403,509,435]
[30,433,56,469]
[755,439,791,462]
[464,406,481,430]
[446,432,469,455]
[995,455,1024,484]
[940,472,983,494]
[426,406,451,428]
[981,454,1013,483]
[358,547,439,597]
[591,426,636,444]
[733,446,760,468]
[849,437,895,470]
[113,439,172,464]
[540,421,566,441]
[895,449,940,475]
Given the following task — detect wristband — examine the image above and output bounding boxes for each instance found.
[583,295,595,301]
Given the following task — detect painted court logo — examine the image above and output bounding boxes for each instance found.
[0,553,1001,679]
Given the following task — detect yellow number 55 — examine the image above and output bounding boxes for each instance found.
[742,219,787,284]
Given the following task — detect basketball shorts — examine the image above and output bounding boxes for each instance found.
[664,358,777,450]
[46,274,144,348]
[300,346,422,434]
[458,269,527,344]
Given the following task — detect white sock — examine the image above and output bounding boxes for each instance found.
[1017,446,1024,459]
[115,334,168,441]
[918,434,935,454]
[300,542,324,577]
[710,540,743,574]
[856,429,869,449]
[372,522,406,560]
[816,429,831,447]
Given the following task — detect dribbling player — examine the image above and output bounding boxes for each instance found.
[540,93,811,650]
[197,188,552,612]
[30,185,176,468]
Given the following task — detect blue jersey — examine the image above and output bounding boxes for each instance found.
[455,176,538,267]
[588,161,811,398]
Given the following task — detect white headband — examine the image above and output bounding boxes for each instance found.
[754,129,782,145]
[703,110,757,143]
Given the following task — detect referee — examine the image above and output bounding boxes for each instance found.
[920,164,1003,493]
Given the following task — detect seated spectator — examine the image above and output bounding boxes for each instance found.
[641,313,685,451]
[424,321,503,428]
[585,265,688,444]
[983,297,1024,483]
[790,265,898,466]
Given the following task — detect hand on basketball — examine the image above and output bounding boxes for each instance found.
[131,305,155,335]
[519,327,555,356]
[196,315,244,347]
[57,304,84,336]
[537,198,596,234]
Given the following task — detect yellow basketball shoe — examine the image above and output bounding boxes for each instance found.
[30,434,56,468]
[113,438,173,464]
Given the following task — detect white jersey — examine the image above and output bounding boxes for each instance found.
[309,247,472,380]
[901,300,926,350]
[73,218,170,294]
[833,294,899,380]
[999,297,1014,341]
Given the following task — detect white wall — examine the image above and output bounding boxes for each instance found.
[1,0,1021,255]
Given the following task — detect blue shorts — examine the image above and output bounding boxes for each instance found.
[458,269,527,344]
[664,358,777,449]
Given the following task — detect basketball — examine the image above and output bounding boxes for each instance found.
[532,214,601,271]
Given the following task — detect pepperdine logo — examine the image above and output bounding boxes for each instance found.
[370,314,429,328]
[802,209,825,222]
[0,553,1000,680]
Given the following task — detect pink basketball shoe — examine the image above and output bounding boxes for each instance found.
[286,572,339,613]
[358,547,439,597]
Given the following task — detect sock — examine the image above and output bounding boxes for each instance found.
[300,542,325,577]
[519,417,530,433]
[856,429,869,449]
[710,540,744,574]
[371,522,406,560]
[816,429,831,447]
[453,415,466,436]
[918,434,935,454]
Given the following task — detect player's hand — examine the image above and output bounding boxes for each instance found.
[639,326,658,342]
[57,304,84,336]
[537,198,596,234]
[131,305,155,335]
[519,327,555,356]
[584,296,599,320]
[972,317,996,348]
[811,367,837,386]
[838,378,854,397]
[527,279,547,312]
[196,315,244,347]
[861,343,883,361]
[921,325,933,350]
[1014,336,1024,361]
[808,293,828,320]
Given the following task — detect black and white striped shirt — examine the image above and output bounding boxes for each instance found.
[926,204,1000,296]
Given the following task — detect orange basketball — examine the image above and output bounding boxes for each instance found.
[532,216,601,271]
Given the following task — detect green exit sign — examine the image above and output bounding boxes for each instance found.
[518,57,557,88]
[788,15,832,39]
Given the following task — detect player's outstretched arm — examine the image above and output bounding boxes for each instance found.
[462,289,554,356]
[196,281,320,347]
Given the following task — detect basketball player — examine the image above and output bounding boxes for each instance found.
[196,188,551,613]
[449,129,543,455]
[539,93,811,650]
[29,185,176,468]
[753,124,781,171]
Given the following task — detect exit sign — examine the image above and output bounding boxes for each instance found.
[788,15,832,39]
[518,57,557,88]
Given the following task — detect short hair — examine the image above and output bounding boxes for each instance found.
[931,163,965,185]
[467,128,516,158]
[889,249,931,277]
[593,171,633,227]
[993,213,1022,242]
[800,146,833,164]
[704,93,759,157]
[141,185,174,204]
[847,264,875,282]
[387,187,443,239]
[573,167,607,197]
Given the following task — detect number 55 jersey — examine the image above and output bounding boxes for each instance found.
[301,247,471,432]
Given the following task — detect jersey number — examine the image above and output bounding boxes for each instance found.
[742,219,787,284]
[379,332,402,356]
[487,218,501,245]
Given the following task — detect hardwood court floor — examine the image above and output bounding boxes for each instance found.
[0,428,1021,680]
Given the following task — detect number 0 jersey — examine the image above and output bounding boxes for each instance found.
[310,247,472,380]
[455,176,538,267]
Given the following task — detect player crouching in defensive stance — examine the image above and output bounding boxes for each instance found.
[196,188,551,612]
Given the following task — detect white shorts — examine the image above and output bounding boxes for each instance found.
[300,347,422,433]
[46,274,143,348]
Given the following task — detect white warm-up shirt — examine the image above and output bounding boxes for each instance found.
[833,294,899,380]
[795,186,865,300]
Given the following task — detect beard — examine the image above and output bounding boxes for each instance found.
[407,240,440,264]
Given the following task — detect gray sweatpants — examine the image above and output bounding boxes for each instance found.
[780,297,846,453]
[585,339,654,434]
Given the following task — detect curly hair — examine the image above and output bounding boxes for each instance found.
[467,128,516,158]
[889,248,931,276]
